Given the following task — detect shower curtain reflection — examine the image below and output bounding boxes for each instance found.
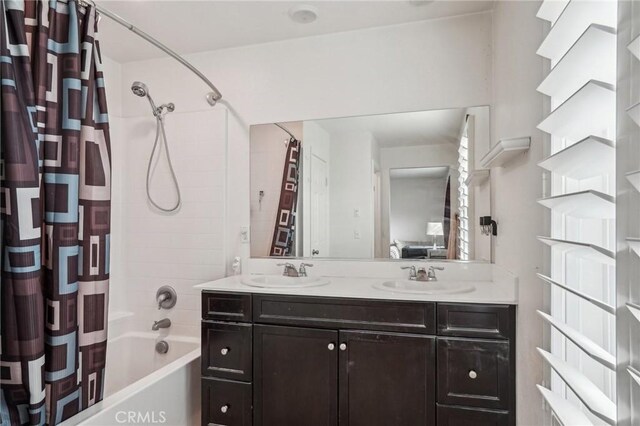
[269,138,301,256]
[1,1,111,424]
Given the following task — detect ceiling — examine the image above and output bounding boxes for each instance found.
[312,108,466,147]
[96,1,495,63]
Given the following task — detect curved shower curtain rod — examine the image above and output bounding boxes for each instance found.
[82,0,223,106]
[274,123,299,141]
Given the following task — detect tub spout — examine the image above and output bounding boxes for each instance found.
[152,318,171,331]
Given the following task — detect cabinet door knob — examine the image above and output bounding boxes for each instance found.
[220,347,230,355]
[468,370,478,379]
[328,343,335,351]
[339,343,347,351]
[220,404,229,413]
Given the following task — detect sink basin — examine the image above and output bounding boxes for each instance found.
[374,280,475,295]
[241,275,331,289]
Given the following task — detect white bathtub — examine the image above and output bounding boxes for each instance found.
[61,331,200,426]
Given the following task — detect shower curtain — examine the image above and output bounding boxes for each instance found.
[270,138,300,256]
[1,1,111,424]
[443,176,451,248]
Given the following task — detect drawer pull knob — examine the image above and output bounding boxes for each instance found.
[328,343,335,351]
[220,404,229,413]
[339,343,347,351]
[469,370,478,379]
[220,347,230,356]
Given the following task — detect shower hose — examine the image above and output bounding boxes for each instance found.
[147,114,181,212]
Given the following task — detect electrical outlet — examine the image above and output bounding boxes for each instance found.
[354,230,361,239]
[354,208,360,217]
[240,227,250,243]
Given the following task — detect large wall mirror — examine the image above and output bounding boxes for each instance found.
[250,106,491,262]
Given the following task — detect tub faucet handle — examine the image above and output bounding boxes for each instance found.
[156,285,177,310]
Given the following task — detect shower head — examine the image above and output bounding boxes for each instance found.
[131,81,148,97]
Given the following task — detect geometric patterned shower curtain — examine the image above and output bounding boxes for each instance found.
[1,1,111,424]
[270,138,300,256]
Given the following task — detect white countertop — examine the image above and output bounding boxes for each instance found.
[194,274,518,305]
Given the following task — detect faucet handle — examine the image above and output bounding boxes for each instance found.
[401,266,417,279]
[298,263,313,277]
[429,266,445,271]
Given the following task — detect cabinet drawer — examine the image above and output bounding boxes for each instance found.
[437,303,514,340]
[202,291,252,322]
[253,294,436,334]
[437,404,510,426]
[202,378,252,426]
[202,321,252,381]
[437,338,511,410]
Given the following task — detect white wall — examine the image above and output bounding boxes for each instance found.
[491,2,545,425]
[328,130,375,258]
[389,175,448,243]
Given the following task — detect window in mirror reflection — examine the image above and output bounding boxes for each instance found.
[249,107,491,262]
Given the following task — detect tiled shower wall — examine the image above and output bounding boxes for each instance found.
[103,54,228,337]
[116,109,227,337]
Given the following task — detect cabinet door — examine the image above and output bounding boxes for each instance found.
[202,321,252,381]
[338,331,436,426]
[253,325,338,426]
[202,378,252,426]
[437,337,511,410]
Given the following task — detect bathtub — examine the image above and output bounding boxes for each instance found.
[61,331,200,426]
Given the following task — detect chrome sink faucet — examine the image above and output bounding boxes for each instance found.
[426,266,445,282]
[401,265,444,282]
[401,266,417,280]
[298,263,313,277]
[152,318,171,331]
[277,262,314,277]
[277,263,299,277]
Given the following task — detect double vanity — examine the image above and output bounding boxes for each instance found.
[196,262,518,426]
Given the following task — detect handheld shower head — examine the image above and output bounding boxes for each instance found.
[131,81,148,97]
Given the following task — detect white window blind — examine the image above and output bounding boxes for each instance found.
[457,119,470,260]
[616,1,640,424]
[535,1,617,425]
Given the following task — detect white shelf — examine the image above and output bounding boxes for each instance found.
[538,136,615,180]
[538,237,615,265]
[628,238,640,258]
[538,273,615,315]
[537,0,617,64]
[538,190,615,219]
[464,170,489,187]
[536,0,570,25]
[626,170,640,193]
[629,366,640,387]
[538,348,616,425]
[627,100,640,127]
[480,137,530,169]
[628,302,640,323]
[537,24,616,103]
[537,385,593,426]
[538,310,615,370]
[538,80,615,143]
[629,34,640,62]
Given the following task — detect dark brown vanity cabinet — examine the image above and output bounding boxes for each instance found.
[201,292,515,426]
